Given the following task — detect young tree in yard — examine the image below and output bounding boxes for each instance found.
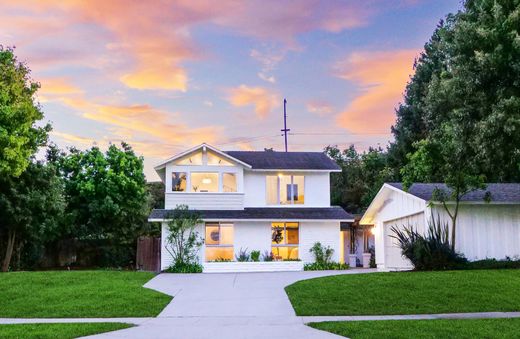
[0,161,65,271]
[402,128,485,251]
[0,46,50,177]
[165,205,203,272]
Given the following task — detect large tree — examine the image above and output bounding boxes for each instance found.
[390,0,520,182]
[53,142,149,244]
[0,161,65,271]
[0,46,50,177]
[326,145,395,214]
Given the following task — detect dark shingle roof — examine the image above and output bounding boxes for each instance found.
[149,207,353,220]
[225,151,340,170]
[388,183,520,203]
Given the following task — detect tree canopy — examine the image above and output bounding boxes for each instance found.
[0,46,50,177]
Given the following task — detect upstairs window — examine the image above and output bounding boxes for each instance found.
[172,172,187,192]
[207,150,233,166]
[266,175,304,205]
[191,172,219,192]
[175,150,203,165]
[223,173,237,192]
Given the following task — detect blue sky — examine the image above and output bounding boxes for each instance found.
[0,0,461,179]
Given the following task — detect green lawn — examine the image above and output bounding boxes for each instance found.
[0,323,132,339]
[285,270,520,315]
[309,318,520,339]
[0,271,172,318]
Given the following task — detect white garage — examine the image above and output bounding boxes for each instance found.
[360,183,520,271]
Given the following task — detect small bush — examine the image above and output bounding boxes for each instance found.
[210,258,232,262]
[250,250,261,262]
[391,215,467,271]
[310,242,334,265]
[262,251,274,261]
[368,246,376,268]
[235,248,250,262]
[304,262,349,271]
[164,262,203,273]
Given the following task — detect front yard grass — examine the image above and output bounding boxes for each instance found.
[0,271,172,318]
[285,270,520,315]
[0,323,132,338]
[309,318,520,339]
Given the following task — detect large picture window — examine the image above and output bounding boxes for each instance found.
[223,173,237,192]
[171,172,187,191]
[205,223,234,261]
[191,172,219,192]
[271,222,299,260]
[266,175,304,205]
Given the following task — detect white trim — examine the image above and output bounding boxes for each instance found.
[149,218,353,222]
[249,168,341,173]
[154,143,252,170]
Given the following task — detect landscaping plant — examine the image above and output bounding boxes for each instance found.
[164,205,204,273]
[261,251,274,261]
[250,250,261,262]
[391,214,467,270]
[304,242,348,271]
[235,248,250,262]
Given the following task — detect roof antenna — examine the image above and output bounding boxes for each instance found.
[281,98,290,152]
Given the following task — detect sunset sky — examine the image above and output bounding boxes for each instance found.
[0,0,460,180]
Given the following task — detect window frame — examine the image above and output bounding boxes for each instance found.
[205,222,234,262]
[271,222,299,260]
[266,175,305,205]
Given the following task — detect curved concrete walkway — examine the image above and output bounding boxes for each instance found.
[86,269,376,338]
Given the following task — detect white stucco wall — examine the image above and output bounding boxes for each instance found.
[243,171,331,207]
[160,220,342,270]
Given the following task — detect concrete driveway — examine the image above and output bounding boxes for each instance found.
[88,269,375,339]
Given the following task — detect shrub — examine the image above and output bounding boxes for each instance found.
[460,257,520,270]
[368,246,376,268]
[235,248,250,262]
[250,250,260,262]
[165,262,203,273]
[304,262,349,271]
[211,258,232,262]
[262,251,274,261]
[305,242,347,270]
[391,214,467,271]
[309,242,334,265]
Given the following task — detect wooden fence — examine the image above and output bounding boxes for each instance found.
[136,236,161,272]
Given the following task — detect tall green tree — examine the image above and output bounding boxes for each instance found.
[325,145,395,214]
[0,161,65,271]
[53,142,149,244]
[390,0,520,182]
[0,46,50,177]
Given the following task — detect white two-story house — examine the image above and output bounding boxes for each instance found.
[149,143,354,272]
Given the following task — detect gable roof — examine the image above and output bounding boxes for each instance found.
[154,143,252,170]
[225,151,341,171]
[388,183,520,203]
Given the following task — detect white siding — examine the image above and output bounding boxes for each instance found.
[431,204,520,261]
[299,221,341,263]
[161,220,342,271]
[165,193,244,210]
[243,171,331,207]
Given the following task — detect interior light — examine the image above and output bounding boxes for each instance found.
[202,178,212,184]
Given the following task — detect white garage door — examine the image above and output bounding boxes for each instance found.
[383,212,425,270]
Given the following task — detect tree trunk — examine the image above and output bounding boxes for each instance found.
[2,230,16,272]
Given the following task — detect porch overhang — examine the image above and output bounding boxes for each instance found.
[148,207,355,223]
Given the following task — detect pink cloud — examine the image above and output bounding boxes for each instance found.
[335,49,419,133]
[228,85,280,119]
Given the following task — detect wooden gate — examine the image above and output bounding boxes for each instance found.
[136,236,161,272]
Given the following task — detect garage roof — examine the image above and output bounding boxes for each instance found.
[388,183,520,203]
